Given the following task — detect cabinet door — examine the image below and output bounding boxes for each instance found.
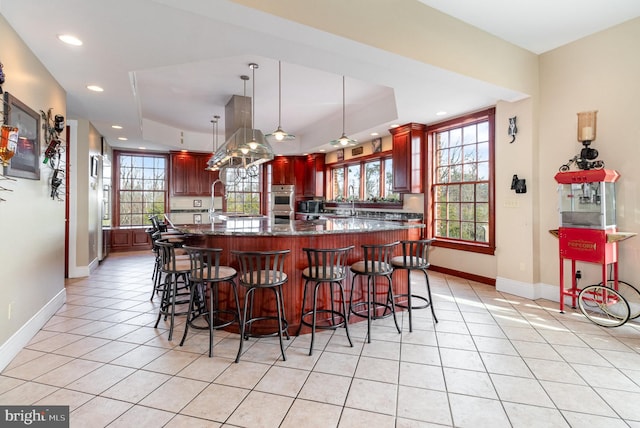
[391,123,425,194]
[392,131,411,193]
[171,153,195,195]
[272,156,294,185]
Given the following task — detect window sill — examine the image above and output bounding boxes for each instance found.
[432,239,495,255]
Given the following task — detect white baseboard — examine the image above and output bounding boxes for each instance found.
[0,289,67,372]
[68,265,90,278]
[496,277,560,302]
[89,257,99,273]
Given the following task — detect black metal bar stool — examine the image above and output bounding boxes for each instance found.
[179,246,241,357]
[154,241,192,341]
[232,249,291,363]
[391,239,438,331]
[149,234,188,300]
[349,241,401,343]
[298,246,354,355]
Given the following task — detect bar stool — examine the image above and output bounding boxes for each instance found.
[179,246,241,357]
[154,241,192,340]
[232,249,290,363]
[349,242,401,343]
[391,239,438,332]
[298,246,354,355]
[149,234,188,300]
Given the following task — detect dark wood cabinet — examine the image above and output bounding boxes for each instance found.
[111,228,151,252]
[390,123,425,194]
[170,151,217,196]
[271,156,295,185]
[303,154,325,197]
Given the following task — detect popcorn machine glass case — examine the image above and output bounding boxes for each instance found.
[557,170,618,230]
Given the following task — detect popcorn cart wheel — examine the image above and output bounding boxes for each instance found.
[578,284,630,327]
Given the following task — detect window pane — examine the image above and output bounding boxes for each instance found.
[435,186,447,202]
[448,203,460,220]
[437,167,449,183]
[477,122,489,142]
[116,153,166,227]
[383,158,397,199]
[476,203,489,222]
[463,144,476,162]
[476,224,489,242]
[448,185,460,202]
[364,161,380,200]
[476,183,489,202]
[450,128,462,147]
[477,161,489,181]
[463,164,477,182]
[447,221,460,238]
[437,148,449,167]
[461,184,474,202]
[477,142,489,161]
[463,125,476,145]
[461,203,475,221]
[332,167,344,199]
[347,165,360,198]
[437,132,449,150]
[461,222,475,240]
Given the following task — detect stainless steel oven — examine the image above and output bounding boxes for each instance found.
[271,184,294,221]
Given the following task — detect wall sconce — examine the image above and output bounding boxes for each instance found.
[511,174,527,194]
[508,116,517,143]
[577,110,597,143]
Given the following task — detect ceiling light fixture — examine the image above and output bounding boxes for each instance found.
[87,85,104,92]
[266,61,295,143]
[58,34,83,46]
[330,76,357,147]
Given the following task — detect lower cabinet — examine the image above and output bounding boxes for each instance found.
[111,228,151,252]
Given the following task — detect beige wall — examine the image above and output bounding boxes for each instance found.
[73,119,102,267]
[0,15,66,355]
[538,18,640,291]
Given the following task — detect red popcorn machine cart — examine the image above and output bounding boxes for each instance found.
[554,169,623,313]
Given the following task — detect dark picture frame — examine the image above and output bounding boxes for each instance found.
[371,137,382,153]
[336,149,344,162]
[91,155,99,178]
[3,92,41,180]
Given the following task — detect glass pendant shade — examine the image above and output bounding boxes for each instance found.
[266,61,295,143]
[330,75,357,147]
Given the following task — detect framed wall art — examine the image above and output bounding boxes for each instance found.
[3,92,41,180]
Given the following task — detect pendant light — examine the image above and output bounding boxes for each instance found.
[330,75,357,147]
[266,61,295,143]
[205,115,220,171]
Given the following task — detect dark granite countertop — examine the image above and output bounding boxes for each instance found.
[169,216,423,236]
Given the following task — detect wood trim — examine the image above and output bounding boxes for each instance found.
[430,265,496,286]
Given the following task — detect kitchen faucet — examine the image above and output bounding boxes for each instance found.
[348,184,356,216]
[209,179,223,222]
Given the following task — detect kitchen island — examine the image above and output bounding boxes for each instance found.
[170,216,424,335]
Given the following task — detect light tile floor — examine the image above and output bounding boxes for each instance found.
[3,251,640,427]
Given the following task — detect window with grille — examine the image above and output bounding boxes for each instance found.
[223,167,261,214]
[116,152,167,227]
[329,155,398,202]
[430,108,495,254]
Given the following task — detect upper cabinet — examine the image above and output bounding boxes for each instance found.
[303,154,325,197]
[271,156,295,185]
[390,123,425,194]
[170,151,216,196]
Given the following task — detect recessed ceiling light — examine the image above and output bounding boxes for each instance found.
[111,125,123,129]
[390,124,399,128]
[117,137,128,141]
[57,34,83,46]
[138,147,146,150]
[87,85,104,92]
[319,149,326,152]
[370,132,379,136]
[436,111,447,116]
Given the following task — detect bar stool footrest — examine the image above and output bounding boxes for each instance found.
[301,309,348,330]
[242,316,289,339]
[350,301,395,320]
[394,293,431,310]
